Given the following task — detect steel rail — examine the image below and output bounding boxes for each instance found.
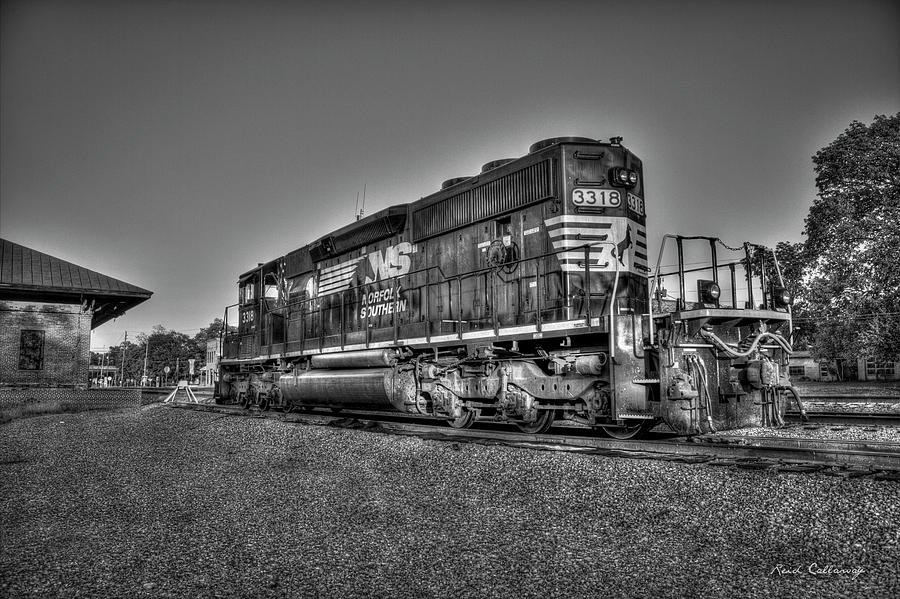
[785,412,900,427]
[798,395,900,402]
[168,402,900,474]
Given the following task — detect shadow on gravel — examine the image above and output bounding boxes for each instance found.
[326,417,387,433]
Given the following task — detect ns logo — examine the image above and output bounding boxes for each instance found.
[363,241,414,284]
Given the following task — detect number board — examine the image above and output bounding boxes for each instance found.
[627,192,645,217]
[572,188,622,208]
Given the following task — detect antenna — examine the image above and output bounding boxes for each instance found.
[359,183,367,220]
[355,191,361,221]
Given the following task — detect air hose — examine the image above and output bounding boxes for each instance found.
[778,384,809,422]
[698,329,793,358]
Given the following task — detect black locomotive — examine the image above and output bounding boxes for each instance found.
[216,136,800,437]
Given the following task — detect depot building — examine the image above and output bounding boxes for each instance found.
[0,238,152,388]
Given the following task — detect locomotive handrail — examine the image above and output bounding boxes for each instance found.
[582,241,620,367]
[652,256,788,300]
[654,258,750,278]
[649,234,730,345]
[272,240,617,313]
[655,259,751,310]
[648,235,790,347]
[648,234,678,346]
[769,245,792,339]
[225,239,627,360]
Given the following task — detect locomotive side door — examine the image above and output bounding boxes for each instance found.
[262,271,285,348]
[487,215,522,327]
[519,204,546,325]
[460,223,487,329]
[424,229,466,337]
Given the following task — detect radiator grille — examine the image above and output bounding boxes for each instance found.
[413,160,554,241]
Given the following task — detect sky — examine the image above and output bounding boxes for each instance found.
[2,0,898,350]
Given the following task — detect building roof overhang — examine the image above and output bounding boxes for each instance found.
[0,238,152,329]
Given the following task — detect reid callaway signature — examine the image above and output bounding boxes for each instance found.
[770,564,865,579]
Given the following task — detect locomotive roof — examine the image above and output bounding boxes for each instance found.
[411,137,618,213]
[237,204,410,281]
[237,137,627,279]
[310,204,408,249]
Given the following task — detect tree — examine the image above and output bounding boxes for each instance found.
[802,113,900,364]
[102,325,208,386]
[195,317,224,342]
[145,326,193,383]
[105,340,143,386]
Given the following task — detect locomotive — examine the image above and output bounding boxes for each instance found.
[215,136,801,438]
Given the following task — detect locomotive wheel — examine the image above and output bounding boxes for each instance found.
[215,384,229,405]
[600,420,650,440]
[447,411,476,429]
[267,387,288,413]
[258,393,270,412]
[238,392,249,409]
[515,410,556,434]
[246,387,260,409]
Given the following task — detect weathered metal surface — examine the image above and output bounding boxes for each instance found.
[310,349,400,369]
[279,368,416,412]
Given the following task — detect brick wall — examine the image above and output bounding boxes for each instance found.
[0,387,142,410]
[0,300,92,388]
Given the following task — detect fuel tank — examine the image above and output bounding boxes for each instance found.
[279,367,417,412]
[309,349,400,369]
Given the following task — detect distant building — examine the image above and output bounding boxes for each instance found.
[88,350,118,387]
[0,238,152,388]
[202,338,220,387]
[788,351,899,382]
[858,357,898,382]
[788,351,836,382]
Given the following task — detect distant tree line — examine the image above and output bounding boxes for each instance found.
[93,318,223,386]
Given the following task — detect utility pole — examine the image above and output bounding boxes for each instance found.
[120,331,128,387]
[142,339,149,387]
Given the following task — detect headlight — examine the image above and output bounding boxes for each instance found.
[698,279,721,304]
[772,285,792,308]
[610,167,638,188]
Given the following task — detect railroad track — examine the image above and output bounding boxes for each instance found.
[168,401,900,479]
[799,394,900,402]
[786,411,900,427]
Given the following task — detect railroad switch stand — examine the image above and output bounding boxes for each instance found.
[164,380,200,404]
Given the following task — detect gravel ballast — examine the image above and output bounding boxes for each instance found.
[715,423,900,443]
[1,406,898,598]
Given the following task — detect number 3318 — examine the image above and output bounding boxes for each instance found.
[572,188,621,207]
